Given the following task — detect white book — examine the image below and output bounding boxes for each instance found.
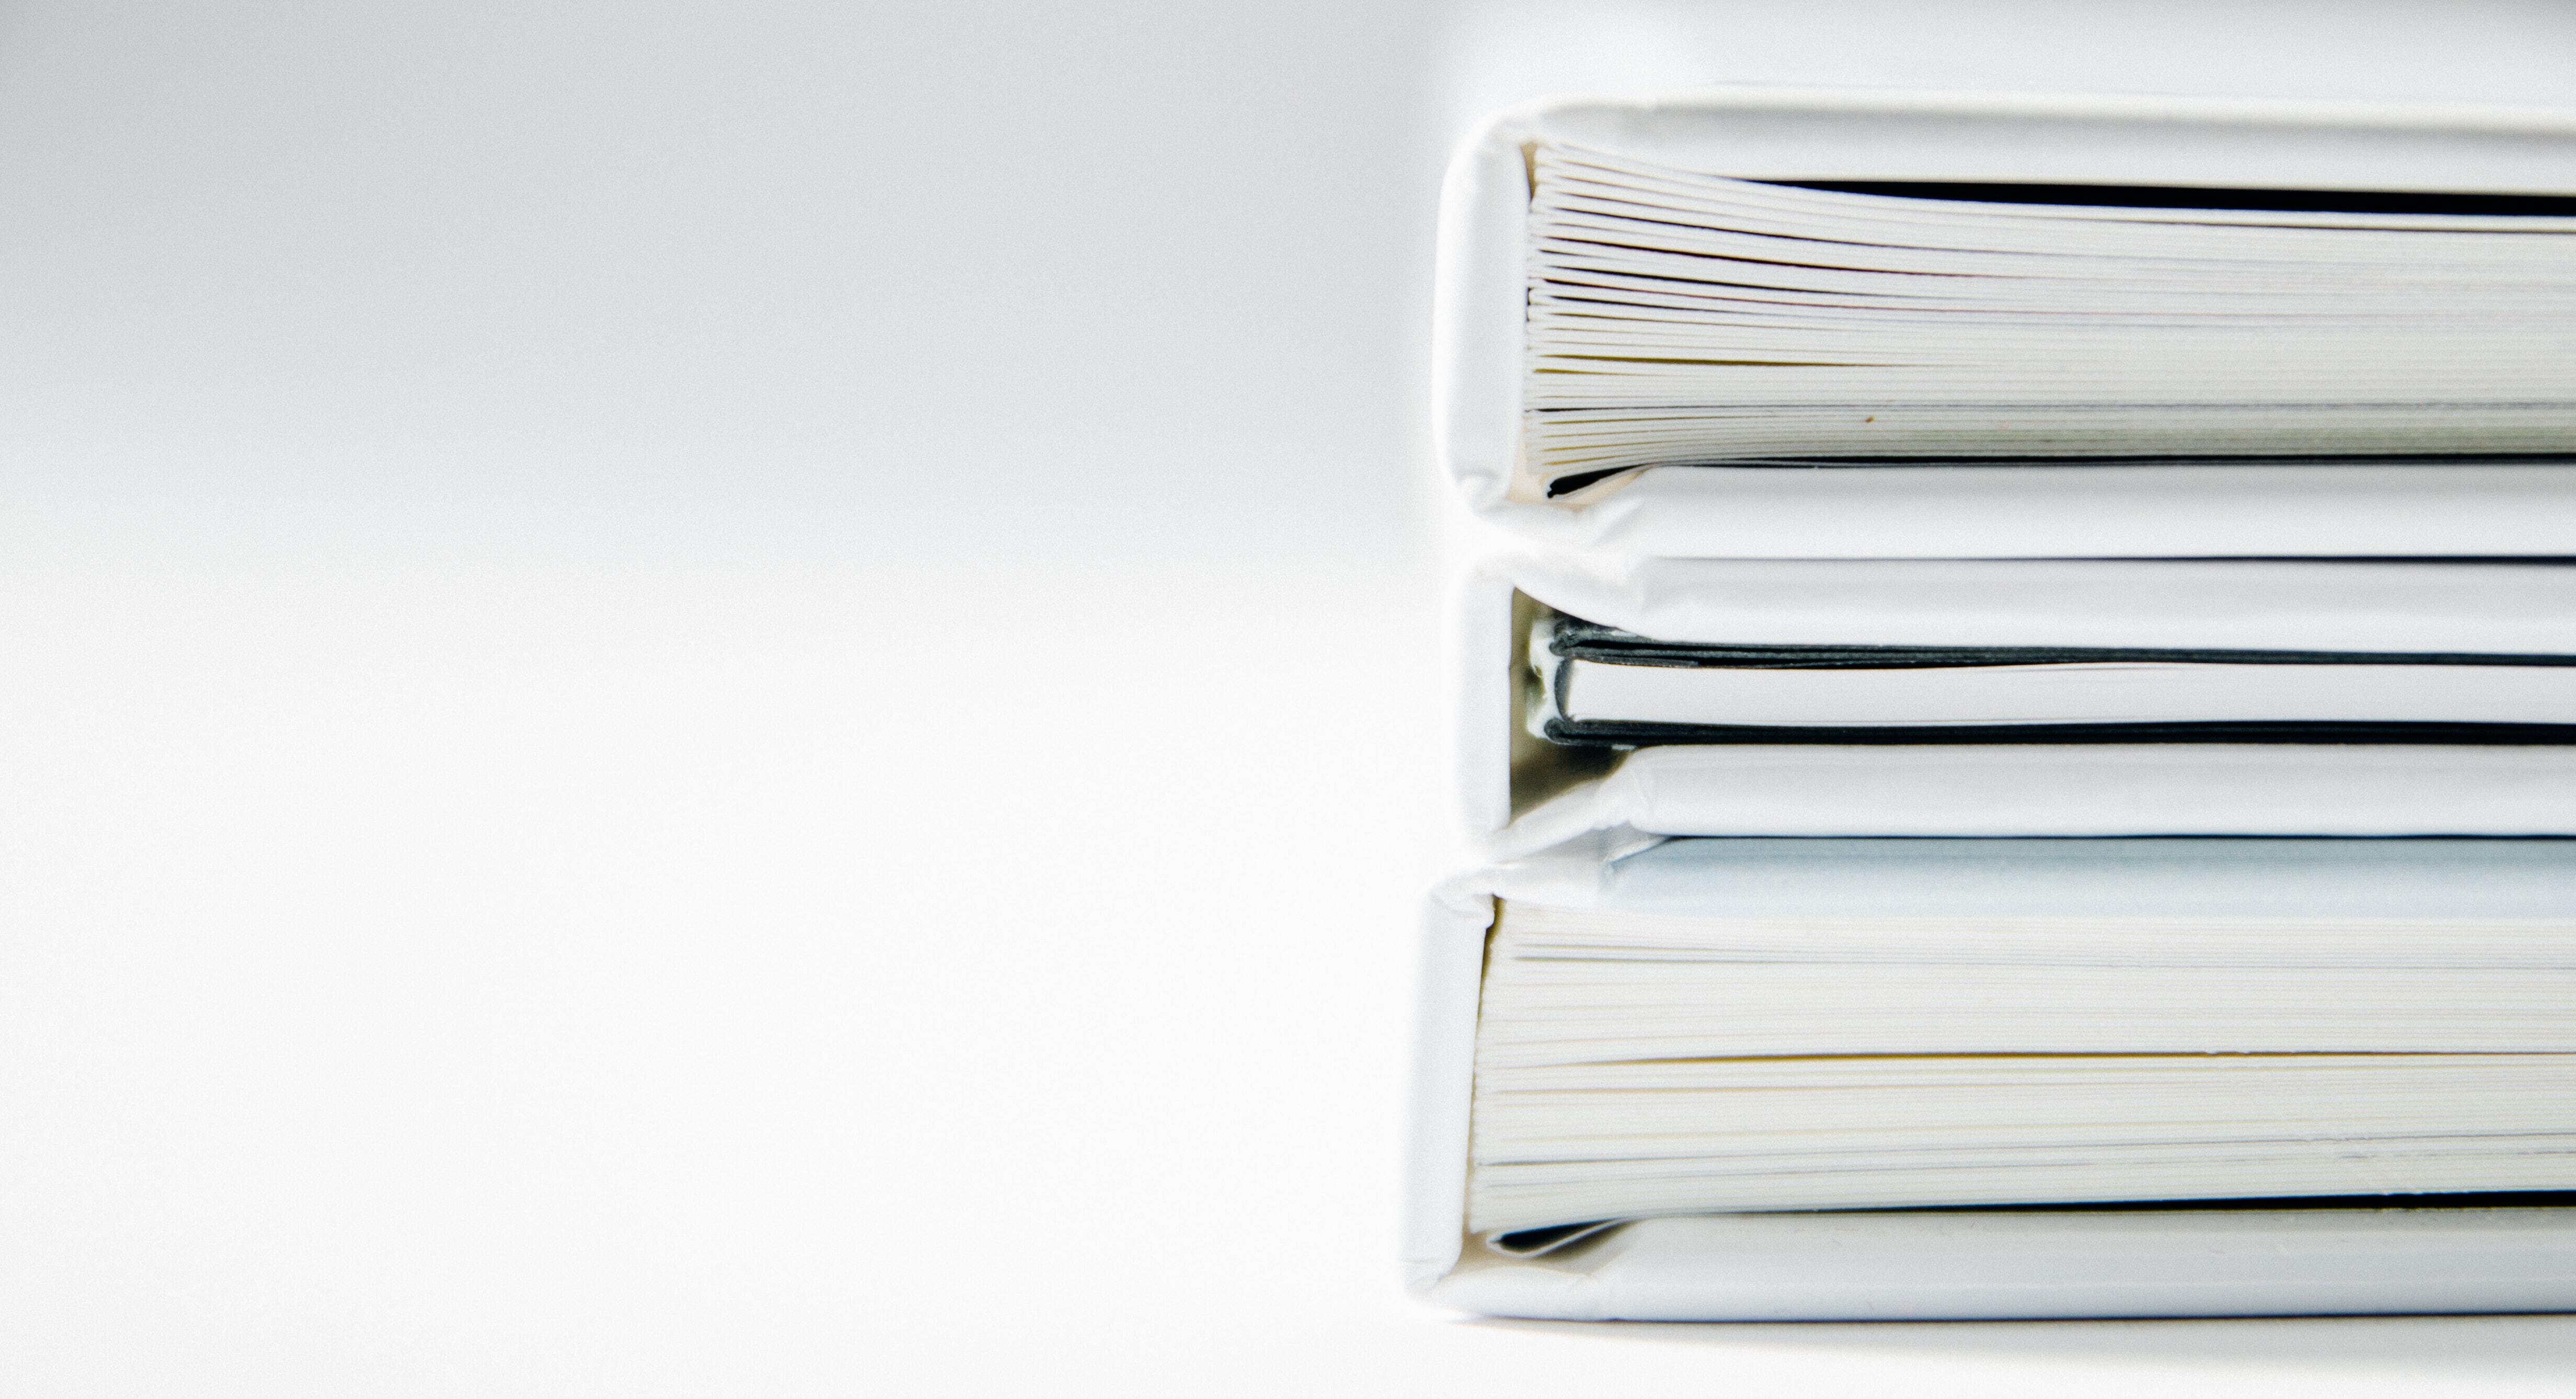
[1536,618,2576,738]
[1436,91,2576,556]
[1458,555,2576,854]
[1409,839,2576,1319]
[1521,145,2576,498]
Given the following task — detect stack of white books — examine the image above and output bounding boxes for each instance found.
[1411,90,2576,1321]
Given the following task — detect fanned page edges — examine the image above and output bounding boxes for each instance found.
[1515,144,2576,504]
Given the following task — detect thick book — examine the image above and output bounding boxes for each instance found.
[1532,617,2576,746]
[1408,838,2576,1319]
[1435,91,2576,556]
[1457,555,2576,855]
[1519,145,2576,500]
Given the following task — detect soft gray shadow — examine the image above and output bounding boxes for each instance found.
[1468,1314,2576,1375]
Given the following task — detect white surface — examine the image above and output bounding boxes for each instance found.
[7,0,2576,1393]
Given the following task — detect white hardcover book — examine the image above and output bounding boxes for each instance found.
[1434,90,2576,556]
[1460,554,2576,855]
[1407,839,2576,1320]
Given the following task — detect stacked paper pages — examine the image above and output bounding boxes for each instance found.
[1521,146,2576,500]
[1473,840,2576,1237]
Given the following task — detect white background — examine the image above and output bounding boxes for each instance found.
[7,1,2576,1392]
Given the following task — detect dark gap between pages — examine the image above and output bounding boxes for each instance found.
[1780,182,2576,217]
[1543,456,2576,500]
[1540,719,2576,748]
[1491,1192,2576,1258]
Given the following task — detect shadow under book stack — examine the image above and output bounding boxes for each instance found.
[1409,90,2576,1322]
